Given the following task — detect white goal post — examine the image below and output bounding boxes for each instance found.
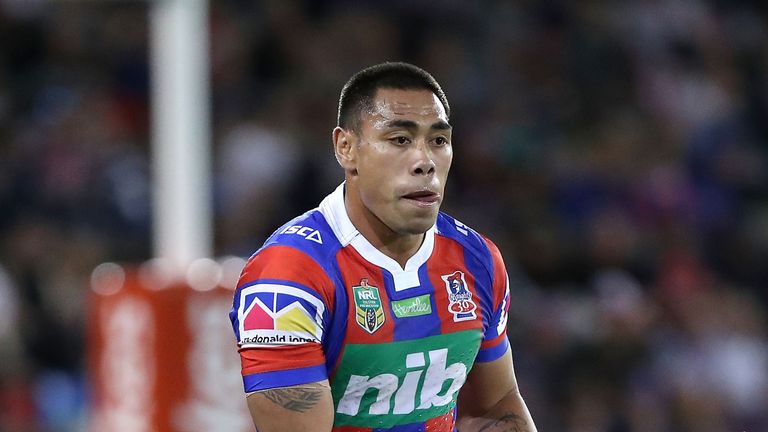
[149,0,213,272]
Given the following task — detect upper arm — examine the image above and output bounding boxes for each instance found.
[476,237,511,362]
[462,237,517,416]
[458,239,537,430]
[230,245,335,392]
[247,380,334,432]
[457,347,518,418]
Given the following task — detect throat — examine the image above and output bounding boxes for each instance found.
[355,210,425,269]
[344,188,426,269]
[377,233,425,269]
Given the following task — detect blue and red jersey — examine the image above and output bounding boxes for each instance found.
[230,184,511,431]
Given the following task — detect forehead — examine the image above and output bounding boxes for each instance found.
[364,88,448,125]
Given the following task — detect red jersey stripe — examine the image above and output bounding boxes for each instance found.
[429,236,484,335]
[482,236,508,309]
[335,246,395,344]
[239,245,335,310]
[240,343,325,375]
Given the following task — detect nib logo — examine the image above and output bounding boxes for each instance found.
[337,348,468,417]
[330,331,480,428]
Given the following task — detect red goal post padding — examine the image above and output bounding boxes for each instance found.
[87,258,255,432]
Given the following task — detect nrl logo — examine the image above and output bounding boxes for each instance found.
[353,279,385,334]
[441,271,477,322]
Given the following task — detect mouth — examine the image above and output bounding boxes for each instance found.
[401,190,440,207]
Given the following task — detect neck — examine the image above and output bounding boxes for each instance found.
[344,184,424,269]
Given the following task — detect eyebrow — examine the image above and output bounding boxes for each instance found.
[384,119,452,131]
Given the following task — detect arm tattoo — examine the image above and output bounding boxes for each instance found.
[477,413,529,432]
[260,387,323,413]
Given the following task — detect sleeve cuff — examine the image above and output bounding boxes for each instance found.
[243,364,327,392]
[476,337,509,363]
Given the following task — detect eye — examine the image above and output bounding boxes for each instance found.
[390,136,410,145]
[433,136,449,146]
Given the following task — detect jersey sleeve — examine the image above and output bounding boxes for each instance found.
[476,237,511,363]
[229,245,335,392]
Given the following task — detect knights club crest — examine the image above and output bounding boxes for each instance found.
[352,279,385,334]
[441,271,477,322]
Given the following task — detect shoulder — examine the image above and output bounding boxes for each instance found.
[436,212,508,291]
[238,208,343,299]
[436,212,498,267]
[253,208,342,267]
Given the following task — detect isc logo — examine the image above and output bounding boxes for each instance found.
[280,225,323,244]
[336,348,467,417]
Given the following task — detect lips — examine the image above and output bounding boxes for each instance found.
[401,190,440,204]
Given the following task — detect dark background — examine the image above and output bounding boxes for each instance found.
[1,1,767,430]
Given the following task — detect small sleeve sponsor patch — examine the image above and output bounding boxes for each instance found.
[237,283,326,347]
[496,275,510,336]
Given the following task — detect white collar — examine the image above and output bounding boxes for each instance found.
[319,183,436,291]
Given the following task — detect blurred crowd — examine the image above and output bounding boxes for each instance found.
[1,1,767,431]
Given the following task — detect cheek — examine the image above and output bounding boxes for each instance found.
[358,161,393,199]
[361,149,403,180]
[437,148,453,175]
[360,159,389,184]
[358,142,395,174]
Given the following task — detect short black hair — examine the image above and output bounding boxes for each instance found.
[337,62,450,131]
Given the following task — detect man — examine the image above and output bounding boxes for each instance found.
[230,62,537,431]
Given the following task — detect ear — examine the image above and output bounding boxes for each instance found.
[333,126,358,175]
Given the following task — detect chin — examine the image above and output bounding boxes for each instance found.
[398,217,437,235]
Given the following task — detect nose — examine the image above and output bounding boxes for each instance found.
[411,141,436,176]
